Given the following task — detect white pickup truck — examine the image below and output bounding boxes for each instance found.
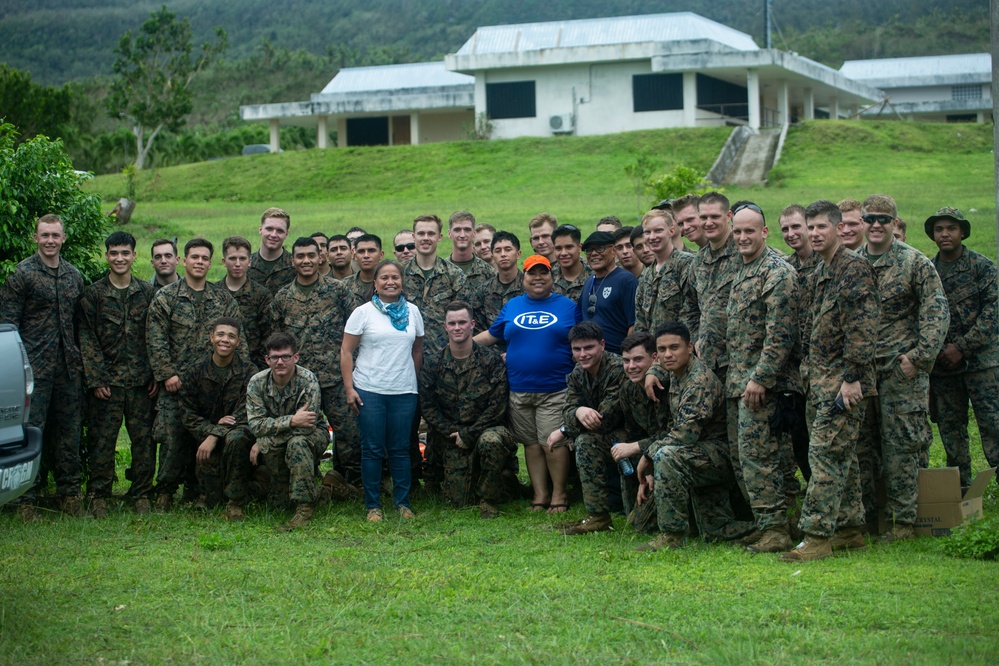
[0,324,42,506]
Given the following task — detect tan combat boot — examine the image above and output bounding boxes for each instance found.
[879,523,915,543]
[322,470,362,501]
[746,525,792,553]
[563,513,612,536]
[829,526,867,552]
[479,500,499,519]
[636,532,685,552]
[279,503,314,531]
[780,535,833,562]
[90,497,110,520]
[225,500,246,522]
[60,495,83,518]
[154,493,173,512]
[134,498,151,515]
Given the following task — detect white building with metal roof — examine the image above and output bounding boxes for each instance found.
[840,54,991,122]
[240,12,885,149]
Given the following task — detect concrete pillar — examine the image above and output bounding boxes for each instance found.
[317,116,328,149]
[777,78,789,127]
[849,105,858,120]
[747,69,760,130]
[411,112,421,145]
[337,118,347,147]
[682,71,697,126]
[474,72,487,117]
[387,116,394,146]
[268,119,280,152]
[830,97,840,120]
[978,111,986,123]
[803,88,814,120]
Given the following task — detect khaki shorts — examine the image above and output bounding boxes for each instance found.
[508,391,566,446]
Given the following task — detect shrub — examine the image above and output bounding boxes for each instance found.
[943,515,999,561]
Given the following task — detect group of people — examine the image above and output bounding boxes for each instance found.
[2,196,995,561]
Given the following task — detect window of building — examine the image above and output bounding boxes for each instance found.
[486,81,536,119]
[946,114,977,123]
[632,73,683,112]
[346,117,389,146]
[952,84,982,101]
[696,74,748,120]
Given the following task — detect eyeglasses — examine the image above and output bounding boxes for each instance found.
[584,245,613,255]
[267,354,295,363]
[394,242,416,252]
[731,202,766,222]
[862,213,894,227]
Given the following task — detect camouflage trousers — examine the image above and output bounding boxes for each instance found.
[652,437,737,536]
[194,426,256,505]
[858,366,932,527]
[930,366,999,488]
[574,430,627,515]
[262,428,328,508]
[153,392,197,497]
[429,426,516,507]
[322,382,362,485]
[798,397,867,537]
[623,453,658,534]
[85,385,156,499]
[27,370,83,499]
[727,397,787,530]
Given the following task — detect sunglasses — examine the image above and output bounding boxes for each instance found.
[394,242,416,252]
[731,202,766,222]
[862,214,894,226]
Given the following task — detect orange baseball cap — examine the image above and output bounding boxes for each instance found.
[523,255,552,272]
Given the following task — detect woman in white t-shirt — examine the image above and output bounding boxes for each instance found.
[341,260,424,522]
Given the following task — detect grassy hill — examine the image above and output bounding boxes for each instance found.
[87,121,996,282]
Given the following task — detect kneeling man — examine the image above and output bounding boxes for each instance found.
[419,301,516,518]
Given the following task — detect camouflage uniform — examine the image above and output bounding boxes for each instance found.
[146,279,244,498]
[929,247,999,486]
[648,357,746,538]
[551,262,593,304]
[634,249,696,336]
[179,352,258,505]
[798,246,880,537]
[217,277,272,369]
[269,277,358,482]
[401,257,472,355]
[471,270,524,335]
[246,365,330,507]
[248,249,295,295]
[858,240,949,527]
[448,254,497,293]
[561,353,627,516]
[78,275,157,499]
[617,377,671,533]
[0,253,84,499]
[419,343,515,507]
[687,234,741,372]
[341,272,375,311]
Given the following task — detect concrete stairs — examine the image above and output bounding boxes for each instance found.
[707,127,782,187]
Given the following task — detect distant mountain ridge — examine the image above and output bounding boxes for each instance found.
[1,0,987,85]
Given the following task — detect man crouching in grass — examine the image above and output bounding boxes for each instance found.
[247,332,330,531]
[179,317,258,521]
[635,322,748,551]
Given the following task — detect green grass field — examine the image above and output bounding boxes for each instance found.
[2,119,997,664]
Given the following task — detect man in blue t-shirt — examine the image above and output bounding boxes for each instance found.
[577,231,638,355]
[474,255,580,513]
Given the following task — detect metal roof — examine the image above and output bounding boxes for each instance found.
[455,12,758,56]
[321,62,473,95]
[840,54,990,87]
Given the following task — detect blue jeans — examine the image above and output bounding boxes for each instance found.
[355,388,417,510]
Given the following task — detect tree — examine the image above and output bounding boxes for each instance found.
[0,122,110,284]
[0,65,73,144]
[106,5,227,171]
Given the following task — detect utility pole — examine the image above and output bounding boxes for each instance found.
[765,0,773,49]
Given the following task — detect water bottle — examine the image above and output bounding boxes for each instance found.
[616,445,635,476]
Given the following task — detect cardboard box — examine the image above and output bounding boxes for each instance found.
[914,467,996,537]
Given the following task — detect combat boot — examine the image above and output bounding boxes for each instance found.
[879,523,915,543]
[17,503,39,522]
[736,529,764,546]
[60,495,83,518]
[192,495,209,512]
[829,526,867,552]
[225,500,246,522]
[134,498,151,515]
[154,493,173,512]
[479,500,499,519]
[322,470,361,501]
[90,497,110,520]
[279,503,313,531]
[780,535,833,562]
[746,525,792,553]
[636,532,685,552]
[563,513,612,536]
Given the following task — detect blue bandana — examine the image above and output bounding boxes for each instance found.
[371,294,410,331]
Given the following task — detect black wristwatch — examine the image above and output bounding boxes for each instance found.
[559,425,568,436]
[844,373,859,383]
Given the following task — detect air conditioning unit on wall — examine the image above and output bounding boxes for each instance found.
[549,113,575,134]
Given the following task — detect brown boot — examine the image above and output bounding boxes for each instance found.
[60,495,83,518]
[17,503,39,522]
[279,503,313,531]
[636,532,685,552]
[879,523,915,543]
[154,493,173,513]
[829,526,867,552]
[192,495,209,512]
[780,535,833,562]
[479,500,499,519]
[90,497,110,520]
[134,498,151,515]
[736,529,764,546]
[225,500,246,522]
[322,470,362,501]
[746,526,792,553]
[563,513,612,536]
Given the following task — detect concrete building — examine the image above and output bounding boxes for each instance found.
[840,54,991,122]
[240,12,884,149]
